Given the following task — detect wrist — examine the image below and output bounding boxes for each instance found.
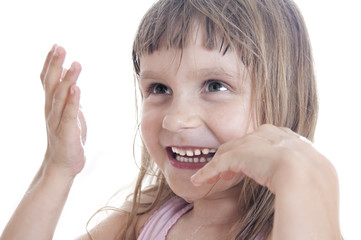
[42,161,77,185]
[270,149,338,194]
[271,153,341,239]
[43,149,84,180]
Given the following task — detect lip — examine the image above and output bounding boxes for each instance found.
[166,147,212,170]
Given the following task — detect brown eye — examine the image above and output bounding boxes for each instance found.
[148,83,172,95]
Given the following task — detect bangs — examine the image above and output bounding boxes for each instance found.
[132,0,247,76]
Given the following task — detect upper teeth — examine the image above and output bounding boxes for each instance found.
[171,147,217,156]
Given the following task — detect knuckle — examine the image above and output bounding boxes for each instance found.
[216,144,226,155]
[52,85,70,107]
[278,147,297,165]
[46,113,58,131]
[258,124,275,131]
[63,107,79,125]
[280,126,291,131]
[62,110,77,123]
[56,121,80,141]
[52,92,63,106]
[279,126,294,135]
[207,163,220,175]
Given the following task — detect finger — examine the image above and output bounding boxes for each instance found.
[191,143,270,187]
[58,84,81,138]
[40,44,57,84]
[61,68,68,80]
[50,62,82,127]
[220,170,236,180]
[191,155,232,186]
[255,124,287,144]
[78,107,87,145]
[278,127,300,139]
[44,46,66,116]
[276,127,314,148]
[44,46,66,92]
[206,175,220,185]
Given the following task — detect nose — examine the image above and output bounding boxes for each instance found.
[162,98,202,132]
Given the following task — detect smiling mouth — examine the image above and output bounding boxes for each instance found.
[168,146,217,163]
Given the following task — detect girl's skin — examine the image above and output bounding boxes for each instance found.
[139,28,341,239]
[1,29,342,240]
[1,45,86,240]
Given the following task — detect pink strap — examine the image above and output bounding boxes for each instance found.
[138,196,193,240]
[138,196,264,239]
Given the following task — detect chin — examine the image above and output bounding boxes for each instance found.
[170,175,245,203]
[164,174,210,201]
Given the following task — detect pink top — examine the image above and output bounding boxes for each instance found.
[138,196,193,240]
[138,196,263,239]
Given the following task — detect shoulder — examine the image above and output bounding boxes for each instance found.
[135,188,175,236]
[76,189,172,240]
[75,210,129,240]
[75,207,154,240]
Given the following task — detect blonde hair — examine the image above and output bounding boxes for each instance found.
[121,0,318,239]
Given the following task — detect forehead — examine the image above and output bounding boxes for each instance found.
[139,24,243,77]
[139,44,240,80]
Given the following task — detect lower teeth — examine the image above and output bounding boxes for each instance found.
[175,155,211,163]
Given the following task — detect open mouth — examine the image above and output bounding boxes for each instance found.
[167,146,217,164]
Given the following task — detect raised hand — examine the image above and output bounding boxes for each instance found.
[40,45,87,178]
[0,45,87,240]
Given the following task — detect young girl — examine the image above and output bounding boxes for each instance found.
[0,0,342,239]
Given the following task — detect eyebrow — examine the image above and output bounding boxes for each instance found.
[140,67,236,81]
[139,71,163,81]
[195,67,236,80]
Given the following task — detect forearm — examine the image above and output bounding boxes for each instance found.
[1,45,86,240]
[0,163,75,240]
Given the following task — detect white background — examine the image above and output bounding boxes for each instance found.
[0,0,360,239]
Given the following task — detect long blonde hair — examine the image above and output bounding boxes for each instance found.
[122,0,318,239]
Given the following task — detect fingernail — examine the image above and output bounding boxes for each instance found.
[53,46,59,57]
[69,63,75,72]
[190,174,202,187]
[51,44,57,53]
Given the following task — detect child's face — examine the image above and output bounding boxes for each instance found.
[139,30,256,201]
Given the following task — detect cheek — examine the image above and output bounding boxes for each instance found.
[141,111,155,140]
[140,107,164,155]
[206,102,255,142]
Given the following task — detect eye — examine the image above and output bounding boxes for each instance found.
[147,83,172,95]
[204,80,229,92]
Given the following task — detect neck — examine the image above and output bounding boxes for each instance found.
[189,183,242,226]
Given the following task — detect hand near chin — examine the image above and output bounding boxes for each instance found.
[191,124,335,193]
[191,124,341,238]
[40,45,87,178]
